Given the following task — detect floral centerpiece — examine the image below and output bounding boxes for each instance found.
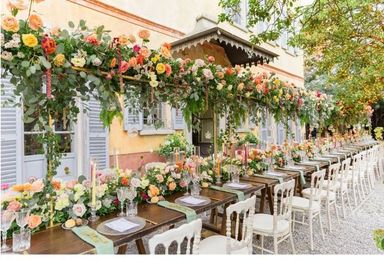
[302,140,315,159]
[290,142,304,163]
[199,157,215,187]
[272,147,288,168]
[247,148,269,175]
[158,132,194,159]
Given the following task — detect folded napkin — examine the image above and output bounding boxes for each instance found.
[311,157,333,165]
[72,226,114,254]
[157,201,197,223]
[297,161,321,171]
[278,167,306,185]
[210,185,245,201]
[254,173,283,184]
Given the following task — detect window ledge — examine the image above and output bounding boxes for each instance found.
[139,128,175,136]
[236,128,251,133]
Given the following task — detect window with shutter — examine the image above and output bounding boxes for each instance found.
[87,96,108,172]
[276,122,285,145]
[1,75,22,185]
[172,108,185,130]
[123,104,143,133]
[296,119,302,142]
[248,114,256,129]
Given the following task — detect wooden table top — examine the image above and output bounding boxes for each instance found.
[15,183,264,254]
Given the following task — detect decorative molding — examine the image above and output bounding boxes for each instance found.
[67,0,185,39]
[260,64,304,82]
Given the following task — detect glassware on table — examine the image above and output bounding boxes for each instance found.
[227,164,240,183]
[191,180,201,197]
[1,210,16,252]
[183,172,192,195]
[15,209,29,231]
[116,187,127,217]
[126,187,137,217]
[12,229,31,253]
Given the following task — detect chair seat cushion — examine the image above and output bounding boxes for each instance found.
[199,235,249,254]
[322,180,348,191]
[289,196,321,212]
[252,214,290,236]
[302,188,336,201]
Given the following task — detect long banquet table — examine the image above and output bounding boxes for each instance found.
[12,182,264,254]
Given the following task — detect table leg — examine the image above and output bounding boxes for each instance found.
[220,203,230,235]
[135,239,147,254]
[259,188,266,213]
[210,208,217,225]
[297,176,303,196]
[117,244,127,254]
[267,187,274,214]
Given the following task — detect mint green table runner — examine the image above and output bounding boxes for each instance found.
[311,157,333,165]
[254,173,284,184]
[278,167,306,185]
[157,201,197,223]
[72,226,114,254]
[210,185,245,201]
[296,161,321,171]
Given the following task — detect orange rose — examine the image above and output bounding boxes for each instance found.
[28,214,42,229]
[160,46,172,59]
[52,180,61,191]
[216,71,224,79]
[1,16,19,32]
[12,184,24,192]
[168,182,176,191]
[28,14,43,31]
[128,57,137,68]
[110,57,117,68]
[118,34,129,45]
[121,177,129,186]
[41,36,56,55]
[162,42,171,50]
[138,29,150,40]
[148,185,159,197]
[23,183,32,191]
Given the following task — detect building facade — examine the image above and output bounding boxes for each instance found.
[0,0,304,184]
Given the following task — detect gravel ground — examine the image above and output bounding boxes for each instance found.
[124,183,384,254]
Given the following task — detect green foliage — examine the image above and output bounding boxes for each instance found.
[237,132,259,146]
[157,132,194,158]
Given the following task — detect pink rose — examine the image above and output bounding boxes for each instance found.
[82,180,91,188]
[1,183,9,190]
[133,44,141,53]
[66,180,77,189]
[7,200,21,212]
[72,203,86,217]
[202,69,214,80]
[30,179,44,193]
[179,180,187,188]
[156,174,164,183]
[119,60,129,73]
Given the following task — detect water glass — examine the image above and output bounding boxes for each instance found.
[16,209,30,230]
[127,201,138,217]
[116,188,127,217]
[191,182,200,197]
[1,210,15,252]
[12,229,31,253]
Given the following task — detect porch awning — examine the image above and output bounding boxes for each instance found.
[171,26,278,67]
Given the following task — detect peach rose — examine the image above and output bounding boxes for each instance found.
[28,14,43,31]
[150,196,159,204]
[1,16,19,32]
[148,185,159,197]
[30,179,44,193]
[50,26,61,37]
[52,180,61,191]
[160,46,172,59]
[168,182,176,191]
[7,0,28,11]
[139,47,151,58]
[138,29,150,40]
[110,57,117,68]
[128,57,137,68]
[65,180,77,189]
[7,200,21,211]
[155,174,164,183]
[28,214,42,229]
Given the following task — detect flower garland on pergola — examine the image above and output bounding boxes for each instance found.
[1,1,339,179]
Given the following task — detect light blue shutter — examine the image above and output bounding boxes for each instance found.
[296,119,302,142]
[260,118,268,142]
[123,104,143,132]
[1,75,22,185]
[87,96,109,172]
[172,108,185,130]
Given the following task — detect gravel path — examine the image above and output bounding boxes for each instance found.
[125,183,384,254]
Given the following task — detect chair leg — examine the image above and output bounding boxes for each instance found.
[261,235,264,254]
[309,213,313,251]
[289,233,296,254]
[273,236,278,254]
[318,212,325,239]
[352,183,358,207]
[346,189,352,212]
[334,201,340,225]
[340,190,346,218]
[292,211,296,232]
[326,201,331,232]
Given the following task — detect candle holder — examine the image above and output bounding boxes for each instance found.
[88,205,99,222]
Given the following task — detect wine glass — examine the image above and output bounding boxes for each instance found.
[183,172,192,195]
[16,209,29,231]
[116,188,127,217]
[1,210,15,252]
[126,186,137,217]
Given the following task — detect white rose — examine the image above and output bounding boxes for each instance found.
[72,203,86,217]
[71,57,86,67]
[102,198,112,208]
[227,85,233,91]
[216,83,223,90]
[92,57,102,66]
[140,178,149,189]
[1,51,13,61]
[131,177,141,188]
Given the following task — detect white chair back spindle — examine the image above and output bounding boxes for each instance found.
[310,169,326,203]
[273,180,295,234]
[148,218,202,254]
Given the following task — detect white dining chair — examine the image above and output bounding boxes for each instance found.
[199,195,256,254]
[252,180,296,254]
[288,169,325,251]
[337,157,352,216]
[350,153,363,206]
[148,218,202,254]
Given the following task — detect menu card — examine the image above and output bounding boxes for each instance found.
[226,183,249,189]
[180,196,206,205]
[105,218,140,232]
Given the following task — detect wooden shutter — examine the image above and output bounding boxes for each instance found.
[1,75,22,185]
[87,96,108,172]
[172,108,185,130]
